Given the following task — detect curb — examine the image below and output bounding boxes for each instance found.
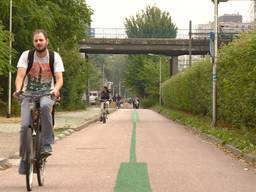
[186,125,256,164]
[188,125,256,164]
[54,115,100,141]
[0,158,12,171]
[192,128,256,164]
[0,115,101,171]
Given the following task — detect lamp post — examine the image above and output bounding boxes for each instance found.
[159,57,162,106]
[102,63,105,86]
[7,0,12,118]
[211,0,228,126]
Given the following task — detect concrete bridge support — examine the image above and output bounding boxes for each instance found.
[170,56,178,76]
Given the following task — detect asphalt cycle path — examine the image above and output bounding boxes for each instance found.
[136,109,256,192]
[1,109,256,192]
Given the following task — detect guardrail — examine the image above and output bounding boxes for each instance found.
[87,28,212,39]
[87,28,241,40]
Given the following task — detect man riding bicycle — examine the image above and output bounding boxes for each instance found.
[13,29,64,174]
[100,86,110,121]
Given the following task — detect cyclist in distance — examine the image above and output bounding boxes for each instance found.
[13,29,64,174]
[100,86,110,121]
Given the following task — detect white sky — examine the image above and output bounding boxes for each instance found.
[86,0,253,29]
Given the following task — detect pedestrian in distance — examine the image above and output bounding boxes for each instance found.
[13,29,64,174]
[116,94,121,109]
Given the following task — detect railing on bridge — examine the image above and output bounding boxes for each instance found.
[87,28,210,39]
[87,28,240,40]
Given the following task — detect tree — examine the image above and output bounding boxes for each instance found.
[60,49,88,110]
[0,23,13,76]
[125,5,177,38]
[123,5,176,103]
[104,55,127,95]
[0,0,93,113]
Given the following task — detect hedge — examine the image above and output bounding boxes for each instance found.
[162,30,256,130]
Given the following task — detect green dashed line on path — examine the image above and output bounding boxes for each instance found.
[130,111,138,162]
[114,111,151,192]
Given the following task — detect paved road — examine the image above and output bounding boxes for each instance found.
[0,109,256,192]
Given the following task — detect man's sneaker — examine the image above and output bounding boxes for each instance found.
[18,160,26,175]
[41,144,52,158]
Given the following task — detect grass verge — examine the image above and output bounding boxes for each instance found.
[154,106,256,156]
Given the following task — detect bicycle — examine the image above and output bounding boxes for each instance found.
[100,99,109,124]
[17,92,56,191]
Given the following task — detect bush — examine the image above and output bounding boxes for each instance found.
[162,29,256,131]
[141,96,158,108]
[217,30,256,129]
[162,59,212,115]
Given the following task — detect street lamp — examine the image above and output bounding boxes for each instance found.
[148,54,162,106]
[159,57,162,106]
[211,0,228,126]
[7,0,12,118]
[102,63,104,86]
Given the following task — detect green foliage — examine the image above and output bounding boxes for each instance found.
[87,59,102,91]
[0,0,93,114]
[124,55,170,102]
[123,5,176,102]
[104,55,127,85]
[162,29,256,134]
[162,58,212,115]
[217,30,256,129]
[60,49,88,110]
[124,55,148,97]
[46,0,92,49]
[0,22,13,76]
[140,96,158,108]
[125,5,177,38]
[0,0,92,52]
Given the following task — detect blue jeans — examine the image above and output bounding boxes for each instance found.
[19,95,55,158]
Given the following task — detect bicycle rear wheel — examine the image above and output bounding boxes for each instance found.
[36,127,45,186]
[25,128,34,191]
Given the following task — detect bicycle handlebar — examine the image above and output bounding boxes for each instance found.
[15,91,57,102]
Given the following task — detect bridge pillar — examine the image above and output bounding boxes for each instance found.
[170,56,178,76]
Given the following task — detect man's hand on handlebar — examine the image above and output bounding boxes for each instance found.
[12,90,23,100]
[50,88,60,97]
[50,88,61,102]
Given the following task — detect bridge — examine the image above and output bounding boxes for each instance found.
[79,28,235,75]
[79,38,209,56]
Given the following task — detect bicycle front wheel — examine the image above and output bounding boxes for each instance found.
[36,127,45,186]
[25,128,34,191]
[102,112,106,123]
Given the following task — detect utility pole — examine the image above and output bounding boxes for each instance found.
[119,80,121,96]
[211,0,228,127]
[254,0,256,22]
[102,63,104,86]
[159,57,162,106]
[7,0,12,118]
[212,0,218,127]
[85,54,89,104]
[189,20,192,67]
